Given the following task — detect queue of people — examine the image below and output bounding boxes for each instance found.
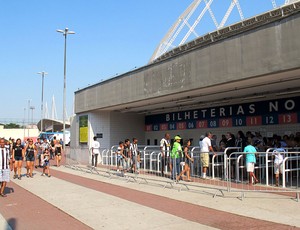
[159,131,300,185]
[114,137,141,174]
[88,131,299,186]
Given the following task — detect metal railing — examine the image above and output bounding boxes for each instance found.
[65,145,300,200]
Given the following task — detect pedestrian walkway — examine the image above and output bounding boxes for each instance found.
[1,165,299,230]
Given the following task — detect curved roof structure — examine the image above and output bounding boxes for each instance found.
[37,118,70,132]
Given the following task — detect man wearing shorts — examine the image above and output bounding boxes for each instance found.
[0,138,10,197]
[273,143,285,186]
[244,137,259,185]
[200,132,216,179]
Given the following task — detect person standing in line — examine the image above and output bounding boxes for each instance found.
[54,140,64,167]
[177,139,193,182]
[12,138,24,180]
[0,138,11,197]
[116,141,125,172]
[272,142,285,187]
[130,138,139,173]
[171,136,182,180]
[123,139,131,172]
[160,133,171,176]
[90,136,101,168]
[244,137,259,185]
[235,131,246,150]
[25,139,37,178]
[200,132,216,179]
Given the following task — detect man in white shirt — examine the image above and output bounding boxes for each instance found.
[160,133,171,176]
[0,138,10,197]
[200,132,216,179]
[91,136,101,168]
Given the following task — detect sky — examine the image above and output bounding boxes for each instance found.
[0,0,288,124]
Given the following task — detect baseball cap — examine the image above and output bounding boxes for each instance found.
[174,135,181,140]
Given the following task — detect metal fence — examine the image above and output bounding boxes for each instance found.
[64,145,300,201]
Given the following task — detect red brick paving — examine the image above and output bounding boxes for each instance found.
[0,181,92,230]
[47,168,299,230]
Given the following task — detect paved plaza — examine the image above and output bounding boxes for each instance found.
[0,163,299,230]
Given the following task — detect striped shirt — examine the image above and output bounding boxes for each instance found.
[0,148,10,170]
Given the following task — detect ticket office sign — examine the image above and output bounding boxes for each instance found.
[145,97,300,132]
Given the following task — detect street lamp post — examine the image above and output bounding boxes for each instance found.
[30,106,35,126]
[57,28,75,150]
[27,99,31,137]
[37,71,48,132]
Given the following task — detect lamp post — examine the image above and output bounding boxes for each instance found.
[37,71,48,132]
[23,107,26,141]
[56,28,75,150]
[27,99,31,137]
[30,106,35,126]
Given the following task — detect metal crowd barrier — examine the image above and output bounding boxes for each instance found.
[227,151,300,200]
[64,146,300,201]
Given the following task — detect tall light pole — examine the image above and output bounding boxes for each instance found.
[27,99,31,137]
[37,71,48,132]
[30,106,35,127]
[23,107,26,141]
[56,28,75,150]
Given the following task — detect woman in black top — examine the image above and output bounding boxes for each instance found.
[25,139,37,178]
[12,138,24,180]
[177,139,194,182]
[54,140,63,167]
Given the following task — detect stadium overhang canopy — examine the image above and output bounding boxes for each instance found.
[37,119,70,132]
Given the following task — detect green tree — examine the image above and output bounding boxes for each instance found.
[4,123,21,129]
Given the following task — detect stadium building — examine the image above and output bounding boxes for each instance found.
[71,2,300,148]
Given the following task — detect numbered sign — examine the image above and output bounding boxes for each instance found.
[145,125,152,132]
[233,117,246,127]
[208,119,219,128]
[152,124,159,131]
[246,116,262,126]
[187,121,196,129]
[278,113,297,124]
[196,120,208,129]
[219,118,232,127]
[169,122,177,130]
[160,123,169,131]
[262,114,278,125]
[177,122,187,130]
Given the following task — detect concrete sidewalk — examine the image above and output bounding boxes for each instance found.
[53,166,300,227]
[7,169,215,230]
[4,165,300,229]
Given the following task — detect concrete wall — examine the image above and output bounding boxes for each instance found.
[72,111,145,149]
[75,13,300,113]
[0,126,39,141]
